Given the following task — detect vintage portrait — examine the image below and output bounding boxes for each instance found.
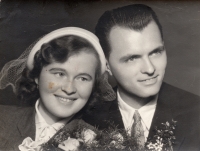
[0,0,199,151]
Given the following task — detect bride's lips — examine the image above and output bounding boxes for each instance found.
[138,75,158,85]
[54,95,77,105]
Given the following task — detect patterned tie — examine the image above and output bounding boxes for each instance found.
[131,110,145,148]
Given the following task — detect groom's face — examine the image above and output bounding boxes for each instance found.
[107,21,167,98]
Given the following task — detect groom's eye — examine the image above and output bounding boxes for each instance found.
[125,55,140,62]
[149,46,165,57]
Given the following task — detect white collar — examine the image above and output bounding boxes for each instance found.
[117,90,157,130]
[35,99,69,141]
[35,99,69,128]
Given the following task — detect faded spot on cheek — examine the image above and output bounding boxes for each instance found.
[49,82,54,89]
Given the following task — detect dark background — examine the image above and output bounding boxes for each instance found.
[0,0,200,106]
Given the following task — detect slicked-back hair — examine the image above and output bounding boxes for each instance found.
[95,4,163,59]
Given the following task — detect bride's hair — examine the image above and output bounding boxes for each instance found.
[16,35,101,105]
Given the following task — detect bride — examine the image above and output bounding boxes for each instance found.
[0,27,115,151]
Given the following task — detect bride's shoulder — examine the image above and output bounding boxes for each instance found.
[0,105,34,119]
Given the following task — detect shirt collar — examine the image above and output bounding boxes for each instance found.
[138,96,157,130]
[35,99,68,130]
[117,90,157,130]
[117,91,135,122]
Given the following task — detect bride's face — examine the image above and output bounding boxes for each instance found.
[35,51,97,124]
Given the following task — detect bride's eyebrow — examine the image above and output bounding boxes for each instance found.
[49,68,66,72]
[49,69,93,78]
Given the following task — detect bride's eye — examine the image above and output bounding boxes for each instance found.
[54,72,65,77]
[80,77,88,81]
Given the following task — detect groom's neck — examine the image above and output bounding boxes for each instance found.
[118,88,158,109]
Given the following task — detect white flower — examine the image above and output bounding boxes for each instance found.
[110,140,116,145]
[110,132,125,150]
[146,137,163,151]
[18,137,42,151]
[110,140,125,149]
[58,137,80,151]
[111,132,124,143]
[81,129,97,144]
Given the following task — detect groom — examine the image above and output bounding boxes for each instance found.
[83,4,200,150]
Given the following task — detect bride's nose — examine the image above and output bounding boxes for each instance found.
[61,80,77,95]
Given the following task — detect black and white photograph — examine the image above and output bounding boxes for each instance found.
[0,0,200,151]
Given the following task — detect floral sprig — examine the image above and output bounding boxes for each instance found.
[42,120,177,151]
[146,119,177,151]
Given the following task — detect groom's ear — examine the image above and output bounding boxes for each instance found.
[106,61,113,76]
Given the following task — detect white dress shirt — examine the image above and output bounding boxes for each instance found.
[35,100,69,143]
[117,90,157,141]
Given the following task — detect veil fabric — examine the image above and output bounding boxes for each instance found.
[0,39,40,93]
[0,27,116,101]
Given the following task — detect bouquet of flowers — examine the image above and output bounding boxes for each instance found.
[41,119,176,151]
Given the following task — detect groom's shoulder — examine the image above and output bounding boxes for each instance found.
[160,82,200,106]
[159,82,200,123]
[160,83,200,148]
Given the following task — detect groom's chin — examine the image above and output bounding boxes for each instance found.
[133,84,162,98]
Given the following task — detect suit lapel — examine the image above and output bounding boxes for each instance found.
[108,99,124,129]
[17,107,36,139]
[148,83,185,151]
[148,96,173,138]
[13,107,36,150]
[106,87,124,129]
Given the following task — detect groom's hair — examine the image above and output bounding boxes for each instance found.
[95,4,163,59]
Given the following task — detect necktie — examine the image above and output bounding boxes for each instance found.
[131,110,145,148]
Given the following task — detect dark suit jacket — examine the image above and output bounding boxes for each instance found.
[0,105,86,151]
[0,105,35,151]
[83,82,200,151]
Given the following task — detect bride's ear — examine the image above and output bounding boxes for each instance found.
[106,61,112,76]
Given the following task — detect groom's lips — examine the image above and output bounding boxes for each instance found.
[138,75,158,85]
